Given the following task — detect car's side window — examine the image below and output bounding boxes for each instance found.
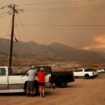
[0,68,6,76]
[75,69,83,72]
[85,69,94,72]
[85,69,90,72]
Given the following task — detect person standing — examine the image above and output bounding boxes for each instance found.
[38,67,46,97]
[26,66,37,96]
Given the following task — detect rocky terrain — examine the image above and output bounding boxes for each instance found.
[0,38,105,65]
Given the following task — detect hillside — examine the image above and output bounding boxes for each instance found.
[0,38,105,64]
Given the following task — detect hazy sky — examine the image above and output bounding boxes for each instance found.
[0,0,105,49]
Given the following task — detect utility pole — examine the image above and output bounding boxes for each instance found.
[9,4,16,74]
[0,4,23,89]
[1,4,23,74]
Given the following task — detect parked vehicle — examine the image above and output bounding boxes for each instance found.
[35,66,75,88]
[0,66,75,94]
[97,68,105,73]
[0,66,50,94]
[51,71,75,88]
[74,68,98,79]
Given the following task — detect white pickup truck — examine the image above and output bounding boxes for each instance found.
[73,68,98,79]
[0,66,51,94]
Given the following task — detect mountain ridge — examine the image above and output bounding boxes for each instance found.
[0,38,105,64]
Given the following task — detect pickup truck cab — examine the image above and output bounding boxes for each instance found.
[0,66,50,94]
[74,68,98,79]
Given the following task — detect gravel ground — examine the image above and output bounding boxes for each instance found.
[0,73,105,105]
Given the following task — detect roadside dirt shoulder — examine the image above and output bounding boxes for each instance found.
[0,73,105,105]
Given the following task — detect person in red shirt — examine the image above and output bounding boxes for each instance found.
[38,67,46,97]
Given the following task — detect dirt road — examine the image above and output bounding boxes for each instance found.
[0,73,105,105]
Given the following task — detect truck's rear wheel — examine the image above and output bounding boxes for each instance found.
[60,82,67,88]
[85,74,90,79]
[34,87,39,95]
[55,80,67,88]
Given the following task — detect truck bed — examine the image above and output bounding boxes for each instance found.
[52,71,74,82]
[50,70,74,87]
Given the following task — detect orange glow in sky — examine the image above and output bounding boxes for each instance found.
[0,0,105,49]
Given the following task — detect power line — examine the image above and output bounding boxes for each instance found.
[15,15,23,42]
[1,4,24,74]
[21,7,105,14]
[19,1,75,6]
[16,14,25,30]
[17,1,105,12]
[18,24,105,27]
[18,0,105,7]
[0,12,8,18]
[0,12,6,15]
[18,1,105,9]
[0,35,10,37]
[7,20,12,37]
[0,14,7,18]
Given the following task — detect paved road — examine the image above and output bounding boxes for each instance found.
[0,73,105,105]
